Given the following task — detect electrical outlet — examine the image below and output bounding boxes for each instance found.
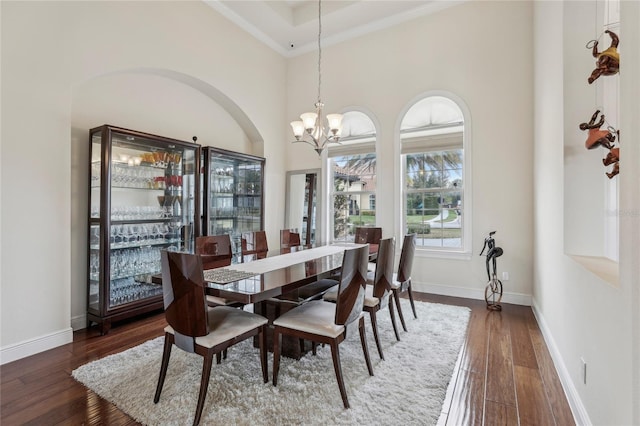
[502,271,509,281]
[581,357,587,385]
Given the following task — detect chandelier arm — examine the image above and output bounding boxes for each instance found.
[293,139,324,150]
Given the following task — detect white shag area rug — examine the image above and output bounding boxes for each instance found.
[72,300,470,425]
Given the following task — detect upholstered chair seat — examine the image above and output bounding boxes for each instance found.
[273,300,365,338]
[164,306,267,349]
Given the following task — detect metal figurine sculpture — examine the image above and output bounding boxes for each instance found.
[579,109,620,179]
[480,231,503,311]
[587,30,620,84]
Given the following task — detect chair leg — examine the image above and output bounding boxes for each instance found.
[388,295,401,341]
[312,342,317,355]
[359,316,374,377]
[216,352,222,364]
[272,328,282,386]
[393,289,408,332]
[329,340,349,409]
[407,281,417,319]
[259,325,268,383]
[368,309,384,360]
[153,334,173,403]
[193,351,214,426]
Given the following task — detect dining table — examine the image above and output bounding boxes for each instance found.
[202,243,369,305]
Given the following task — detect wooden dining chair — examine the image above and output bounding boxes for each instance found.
[272,245,374,409]
[354,226,382,250]
[241,230,268,261]
[195,235,243,309]
[324,237,399,360]
[154,251,268,426]
[392,234,417,332]
[280,228,301,249]
[195,235,233,270]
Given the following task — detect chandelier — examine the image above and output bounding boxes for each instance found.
[290,0,342,155]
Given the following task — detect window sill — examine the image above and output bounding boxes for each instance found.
[415,248,472,261]
[569,255,619,288]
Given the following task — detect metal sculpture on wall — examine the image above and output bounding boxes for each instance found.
[480,231,503,311]
[587,30,620,84]
[579,109,620,179]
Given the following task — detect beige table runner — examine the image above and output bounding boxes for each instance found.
[203,243,366,283]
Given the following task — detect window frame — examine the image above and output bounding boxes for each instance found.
[396,92,473,260]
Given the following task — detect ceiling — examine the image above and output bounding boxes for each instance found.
[205,0,462,57]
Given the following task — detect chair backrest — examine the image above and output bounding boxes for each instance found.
[241,231,268,255]
[354,227,382,256]
[334,245,369,326]
[397,234,417,284]
[354,227,382,245]
[160,251,209,341]
[371,237,396,306]
[280,229,301,249]
[195,235,233,269]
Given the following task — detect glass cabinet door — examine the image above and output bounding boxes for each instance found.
[203,147,264,260]
[88,125,200,333]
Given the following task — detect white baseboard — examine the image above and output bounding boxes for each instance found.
[413,281,532,306]
[0,327,73,365]
[531,298,592,426]
[71,314,87,331]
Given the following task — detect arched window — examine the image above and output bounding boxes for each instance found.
[400,95,470,254]
[328,111,377,242]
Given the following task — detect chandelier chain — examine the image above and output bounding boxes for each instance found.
[317,0,322,104]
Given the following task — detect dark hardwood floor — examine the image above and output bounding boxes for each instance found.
[0,293,575,425]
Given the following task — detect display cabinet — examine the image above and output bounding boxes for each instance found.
[202,147,264,260]
[88,125,200,334]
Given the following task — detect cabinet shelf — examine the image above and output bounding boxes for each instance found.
[89,217,181,224]
[89,237,183,251]
[109,217,182,224]
[90,267,162,282]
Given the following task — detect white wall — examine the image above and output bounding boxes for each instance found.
[533,1,638,424]
[287,1,534,303]
[1,1,287,361]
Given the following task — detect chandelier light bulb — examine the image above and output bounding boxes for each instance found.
[326,113,343,132]
[290,121,305,139]
[300,112,318,131]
